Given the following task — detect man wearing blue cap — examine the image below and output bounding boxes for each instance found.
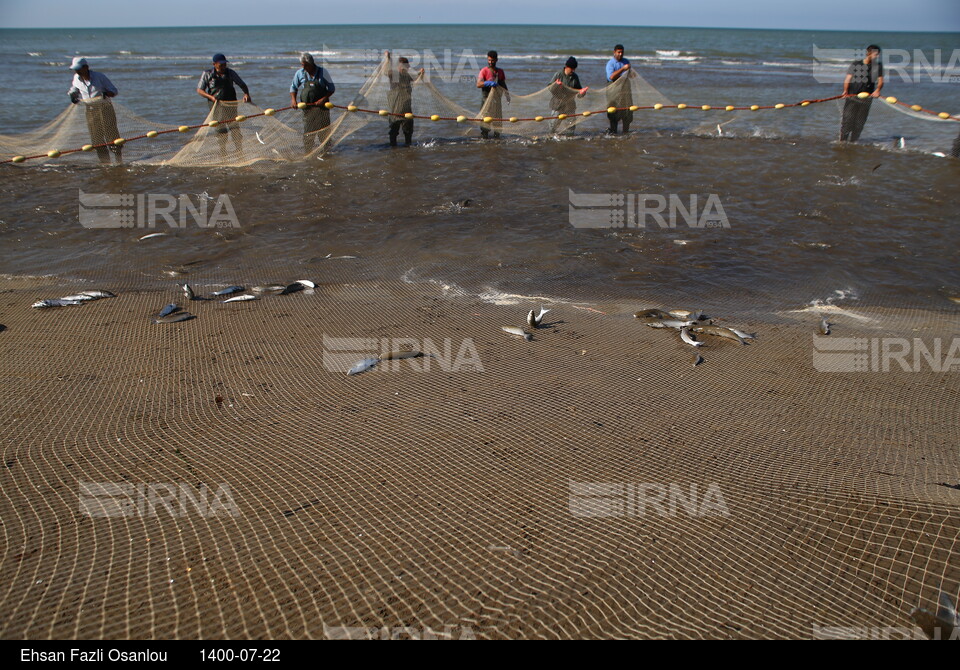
[197,53,251,152]
[68,57,122,163]
[549,57,589,135]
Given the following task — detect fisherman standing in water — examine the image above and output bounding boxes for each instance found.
[605,45,633,134]
[290,52,335,154]
[68,57,123,164]
[197,53,251,154]
[385,51,424,147]
[476,50,509,139]
[549,56,589,135]
[839,45,883,142]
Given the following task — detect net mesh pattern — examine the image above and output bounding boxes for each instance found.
[0,265,957,639]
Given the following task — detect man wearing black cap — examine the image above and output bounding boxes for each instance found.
[290,52,336,154]
[549,57,589,135]
[839,45,883,142]
[197,53,251,153]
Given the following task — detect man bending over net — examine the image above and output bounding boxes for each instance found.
[68,57,122,164]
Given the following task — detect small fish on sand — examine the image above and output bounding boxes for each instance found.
[634,308,673,320]
[32,298,83,308]
[279,279,315,295]
[691,325,746,345]
[693,354,704,366]
[819,317,831,335]
[154,312,195,324]
[527,305,550,328]
[222,294,257,303]
[80,290,116,299]
[157,304,179,317]
[679,327,703,348]
[181,283,197,301]
[380,350,423,361]
[212,285,245,296]
[139,232,167,241]
[502,326,532,341]
[346,358,379,376]
[646,319,696,330]
[668,309,702,320]
[251,284,286,295]
[729,328,757,340]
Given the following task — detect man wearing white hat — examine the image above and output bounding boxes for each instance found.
[68,57,122,163]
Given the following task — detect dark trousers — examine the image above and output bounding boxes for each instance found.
[389,118,413,146]
[952,130,960,158]
[84,102,122,163]
[607,109,633,134]
[303,107,331,153]
[839,97,873,142]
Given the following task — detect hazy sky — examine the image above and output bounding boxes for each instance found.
[1,0,958,31]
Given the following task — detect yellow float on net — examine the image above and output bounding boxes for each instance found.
[264,108,276,116]
[234,115,246,122]
[482,116,493,123]
[911,105,923,111]
[378,110,388,116]
[431,114,440,121]
[606,106,616,114]
[582,111,592,117]
[12,156,26,163]
[677,104,687,110]
[857,92,870,99]
[653,103,663,110]
[629,105,638,111]
[405,112,414,119]
[750,105,759,111]
[297,102,307,109]
[509,117,518,123]
[324,102,334,109]
[47,150,61,158]
[701,105,711,111]
[775,103,785,109]
[557,114,567,120]
[800,101,810,107]
[534,116,544,122]
[146,130,159,138]
[456,115,466,123]
[347,105,358,112]
[178,125,190,132]
[939,112,951,119]
[725,105,735,111]
[81,144,93,152]
[113,138,125,146]
[885,96,897,104]
[207,120,219,127]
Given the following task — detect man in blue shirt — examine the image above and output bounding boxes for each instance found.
[68,57,122,164]
[605,45,633,134]
[290,52,336,154]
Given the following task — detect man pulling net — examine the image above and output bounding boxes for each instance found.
[68,57,123,164]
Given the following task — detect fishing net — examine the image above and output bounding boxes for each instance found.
[7,52,955,167]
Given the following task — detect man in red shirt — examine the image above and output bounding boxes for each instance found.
[476,50,510,139]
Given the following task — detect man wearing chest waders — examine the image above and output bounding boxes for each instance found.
[68,57,123,164]
[839,45,883,142]
[385,51,424,147]
[290,52,336,155]
[197,53,251,155]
